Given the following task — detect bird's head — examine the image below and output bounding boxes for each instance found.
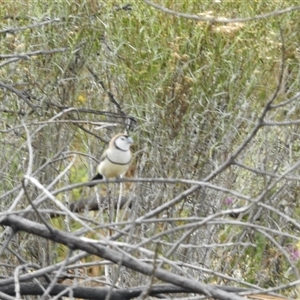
[113,134,134,151]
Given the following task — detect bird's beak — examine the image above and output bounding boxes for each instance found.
[128,136,134,144]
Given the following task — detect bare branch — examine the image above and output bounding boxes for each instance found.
[0,18,61,34]
[144,0,300,23]
[0,81,37,112]
[0,283,289,300]
[0,48,67,59]
[0,214,246,300]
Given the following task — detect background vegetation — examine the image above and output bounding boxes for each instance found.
[0,0,300,299]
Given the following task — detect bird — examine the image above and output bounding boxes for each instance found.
[89,133,134,186]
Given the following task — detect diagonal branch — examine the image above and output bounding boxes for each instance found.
[0,81,37,112]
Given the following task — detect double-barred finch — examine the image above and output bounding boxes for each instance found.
[89,133,134,186]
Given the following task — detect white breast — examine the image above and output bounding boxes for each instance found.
[97,148,132,178]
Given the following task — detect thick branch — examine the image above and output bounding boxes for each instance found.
[0,283,288,300]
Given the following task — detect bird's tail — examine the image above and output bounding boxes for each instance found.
[88,173,103,187]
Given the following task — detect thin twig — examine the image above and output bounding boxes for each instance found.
[144,0,300,23]
[0,48,67,59]
[22,179,54,233]
[0,18,61,34]
[0,81,37,112]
